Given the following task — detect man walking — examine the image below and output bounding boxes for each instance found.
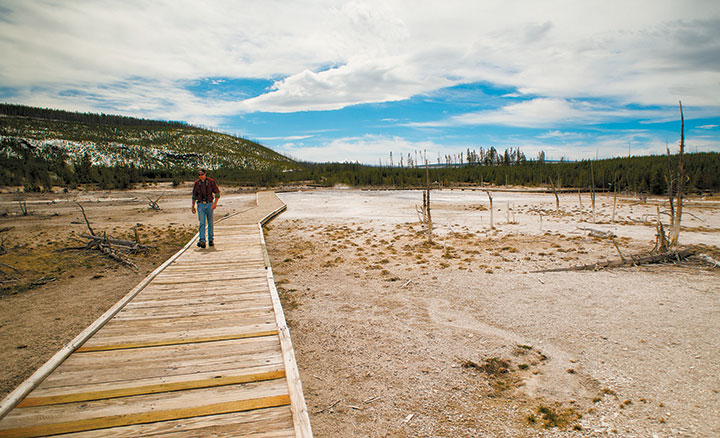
[191,168,220,248]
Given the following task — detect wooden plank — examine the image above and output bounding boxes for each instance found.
[78,328,279,352]
[95,307,275,330]
[51,406,294,437]
[0,395,290,437]
[18,369,287,407]
[32,363,285,403]
[112,302,273,321]
[132,283,271,297]
[0,380,289,431]
[151,274,269,285]
[123,292,271,308]
[38,337,283,389]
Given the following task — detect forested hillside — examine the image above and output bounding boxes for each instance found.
[0,103,299,188]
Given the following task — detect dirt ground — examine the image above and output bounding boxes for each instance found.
[0,183,259,401]
[263,189,720,437]
[1,186,718,437]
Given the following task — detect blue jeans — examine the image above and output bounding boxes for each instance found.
[197,203,214,242]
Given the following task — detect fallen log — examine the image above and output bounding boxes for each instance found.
[78,233,154,250]
[576,226,615,238]
[531,249,696,273]
[99,243,137,269]
[695,253,720,268]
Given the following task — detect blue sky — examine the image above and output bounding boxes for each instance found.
[1,0,718,164]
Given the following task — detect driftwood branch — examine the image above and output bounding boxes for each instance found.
[531,249,695,273]
[76,202,95,236]
[695,253,720,268]
[17,200,29,216]
[577,226,615,238]
[78,234,154,251]
[68,204,140,269]
[147,192,164,210]
[0,262,20,273]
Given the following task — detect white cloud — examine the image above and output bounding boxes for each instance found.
[274,134,452,164]
[257,135,314,141]
[1,0,718,121]
[409,98,675,129]
[697,124,718,129]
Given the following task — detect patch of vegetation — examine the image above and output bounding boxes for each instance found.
[0,224,194,296]
[527,404,582,429]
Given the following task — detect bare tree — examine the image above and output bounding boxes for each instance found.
[424,152,433,244]
[577,189,583,223]
[147,192,164,210]
[669,101,685,247]
[590,162,597,223]
[485,191,494,229]
[549,176,560,213]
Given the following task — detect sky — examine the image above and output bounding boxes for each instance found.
[1,0,719,164]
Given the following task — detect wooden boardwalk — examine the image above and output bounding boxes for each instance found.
[0,192,312,437]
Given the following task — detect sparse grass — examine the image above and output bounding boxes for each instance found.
[0,224,195,296]
[528,404,582,429]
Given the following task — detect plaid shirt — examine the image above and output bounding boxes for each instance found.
[192,177,220,203]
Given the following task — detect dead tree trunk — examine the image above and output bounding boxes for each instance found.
[578,189,583,223]
[611,182,618,223]
[486,191,494,229]
[669,101,685,247]
[76,202,95,236]
[665,144,675,230]
[549,176,559,213]
[425,155,433,244]
[590,163,597,223]
[652,207,669,254]
[147,193,164,210]
[18,200,28,216]
[532,249,695,273]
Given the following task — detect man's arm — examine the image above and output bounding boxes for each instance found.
[211,182,220,210]
[191,181,198,213]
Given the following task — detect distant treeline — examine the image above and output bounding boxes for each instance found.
[2,136,719,194]
[269,153,720,194]
[0,103,188,129]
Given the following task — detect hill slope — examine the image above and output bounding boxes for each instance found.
[0,104,298,172]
